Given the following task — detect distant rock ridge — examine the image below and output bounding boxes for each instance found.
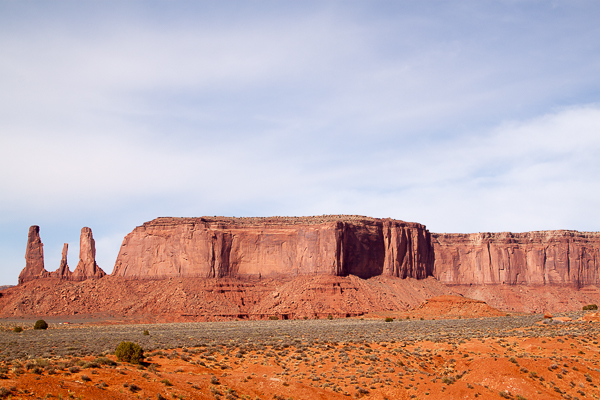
[432,230,600,286]
[112,216,434,280]
[17,226,105,284]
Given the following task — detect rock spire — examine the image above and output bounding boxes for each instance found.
[17,226,105,285]
[18,225,47,284]
[72,227,106,280]
[52,243,71,279]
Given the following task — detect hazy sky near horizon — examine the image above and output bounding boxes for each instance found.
[1,1,600,285]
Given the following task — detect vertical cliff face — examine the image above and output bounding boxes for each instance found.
[18,226,47,284]
[112,216,434,280]
[72,227,106,280]
[432,231,600,286]
[383,220,434,279]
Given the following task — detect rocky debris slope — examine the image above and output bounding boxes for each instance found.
[433,230,600,286]
[17,226,105,283]
[2,274,600,319]
[411,295,505,318]
[251,276,451,317]
[451,283,600,314]
[0,275,453,321]
[112,216,434,280]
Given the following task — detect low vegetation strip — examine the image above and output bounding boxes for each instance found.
[0,313,593,361]
[0,313,600,399]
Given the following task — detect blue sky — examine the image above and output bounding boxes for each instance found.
[1,1,600,285]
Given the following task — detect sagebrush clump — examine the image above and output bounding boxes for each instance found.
[115,341,144,364]
[583,304,598,311]
[34,320,48,330]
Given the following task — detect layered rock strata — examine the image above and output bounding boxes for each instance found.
[0,275,454,320]
[112,216,434,280]
[433,231,600,287]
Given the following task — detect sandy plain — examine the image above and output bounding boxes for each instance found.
[2,306,600,400]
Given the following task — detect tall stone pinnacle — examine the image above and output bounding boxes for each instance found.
[72,227,106,280]
[18,225,48,284]
[52,243,71,279]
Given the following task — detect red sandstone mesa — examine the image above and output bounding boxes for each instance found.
[112,216,434,280]
[432,231,600,286]
[18,218,600,288]
[8,216,600,317]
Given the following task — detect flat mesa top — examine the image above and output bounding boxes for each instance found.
[142,215,418,228]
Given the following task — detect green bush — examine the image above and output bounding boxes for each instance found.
[143,330,149,336]
[115,341,144,364]
[583,304,598,311]
[94,357,116,366]
[269,316,279,320]
[327,314,333,320]
[385,317,394,322]
[13,326,23,333]
[34,320,48,330]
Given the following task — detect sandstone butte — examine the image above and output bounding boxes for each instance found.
[112,216,434,280]
[5,215,600,318]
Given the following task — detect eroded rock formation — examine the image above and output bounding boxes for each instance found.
[18,226,46,284]
[10,217,600,316]
[433,231,600,287]
[18,226,105,283]
[53,243,71,280]
[72,227,106,280]
[112,216,434,280]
